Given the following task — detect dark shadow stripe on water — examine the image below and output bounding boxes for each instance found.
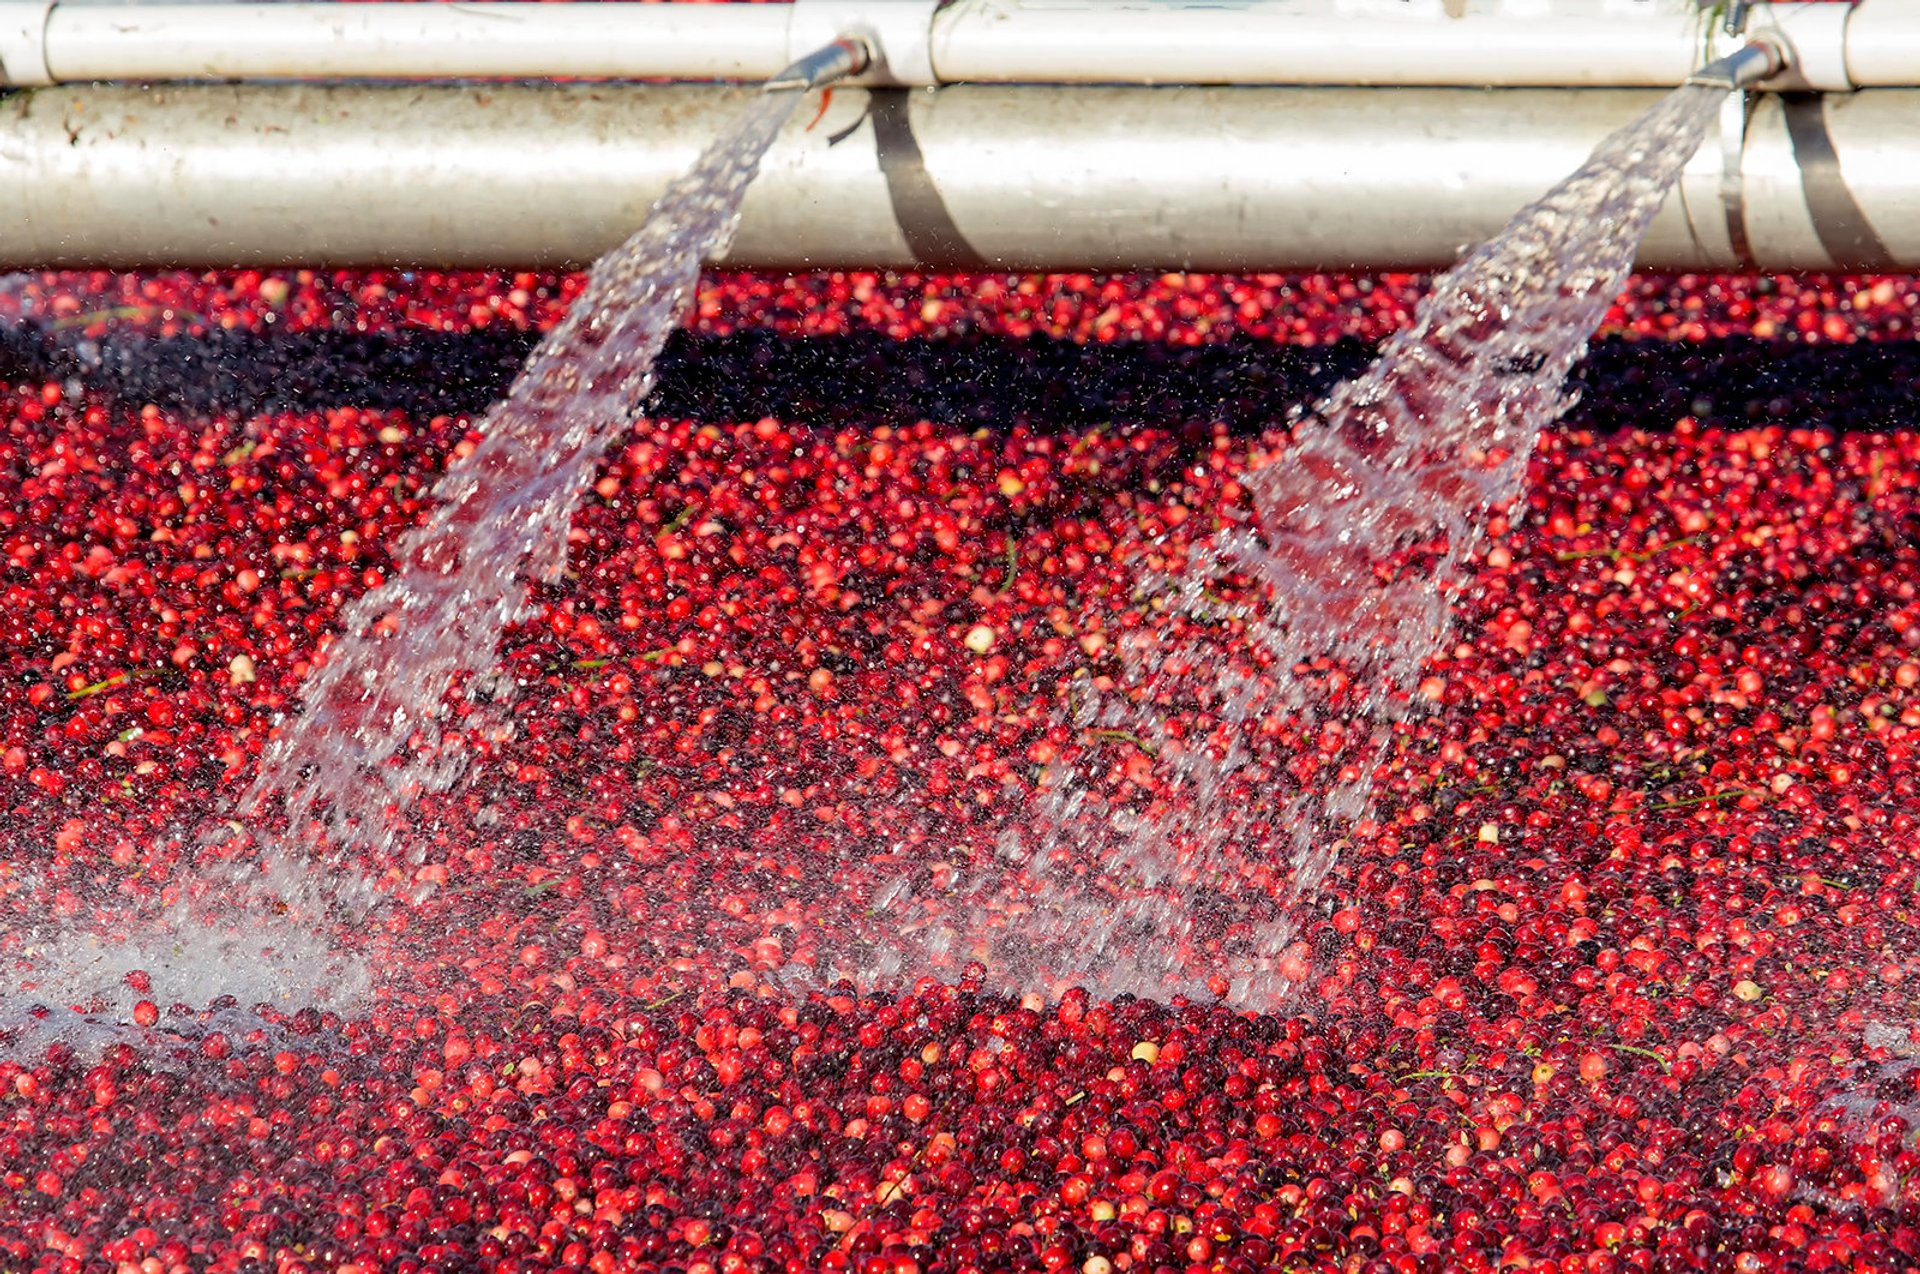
[0,323,1912,436]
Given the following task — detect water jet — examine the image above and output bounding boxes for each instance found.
[0,2,1910,1270]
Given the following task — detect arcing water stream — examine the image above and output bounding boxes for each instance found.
[8,33,1918,1274]
[863,83,1735,1007]
[11,70,1737,1022]
[228,89,818,923]
[7,74,830,1020]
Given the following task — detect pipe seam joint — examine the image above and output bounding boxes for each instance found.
[0,0,52,87]
[789,0,939,87]
[1736,0,1854,92]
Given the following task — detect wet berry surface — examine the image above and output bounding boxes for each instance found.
[2,267,1920,1273]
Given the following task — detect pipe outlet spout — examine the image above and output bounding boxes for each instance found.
[1685,38,1785,90]
[764,35,870,93]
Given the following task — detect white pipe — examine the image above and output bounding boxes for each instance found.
[1838,1,1920,91]
[1746,1,1851,92]
[33,3,795,85]
[0,0,1898,90]
[0,0,49,86]
[791,0,938,86]
[930,0,1714,89]
[0,82,1913,272]
[928,0,1872,92]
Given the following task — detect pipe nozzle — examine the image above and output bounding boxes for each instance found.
[1683,37,1785,91]
[765,35,870,93]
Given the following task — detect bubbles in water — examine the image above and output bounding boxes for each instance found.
[861,84,1733,1007]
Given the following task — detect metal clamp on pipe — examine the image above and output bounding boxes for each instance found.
[1731,0,1853,92]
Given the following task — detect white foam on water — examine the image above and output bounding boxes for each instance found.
[0,879,365,1062]
[1822,1021,1920,1126]
[4,909,368,1018]
[0,273,40,331]
[1,850,369,1056]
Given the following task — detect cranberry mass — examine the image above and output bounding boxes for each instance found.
[3,267,1920,1274]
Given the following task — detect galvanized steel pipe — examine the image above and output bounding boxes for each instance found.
[0,82,1912,273]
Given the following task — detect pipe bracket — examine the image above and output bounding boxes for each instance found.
[1741,0,1854,92]
[789,0,939,86]
[1719,87,1755,269]
[1780,92,1895,270]
[0,0,52,86]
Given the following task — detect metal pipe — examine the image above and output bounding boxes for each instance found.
[0,0,1899,91]
[0,82,1912,273]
